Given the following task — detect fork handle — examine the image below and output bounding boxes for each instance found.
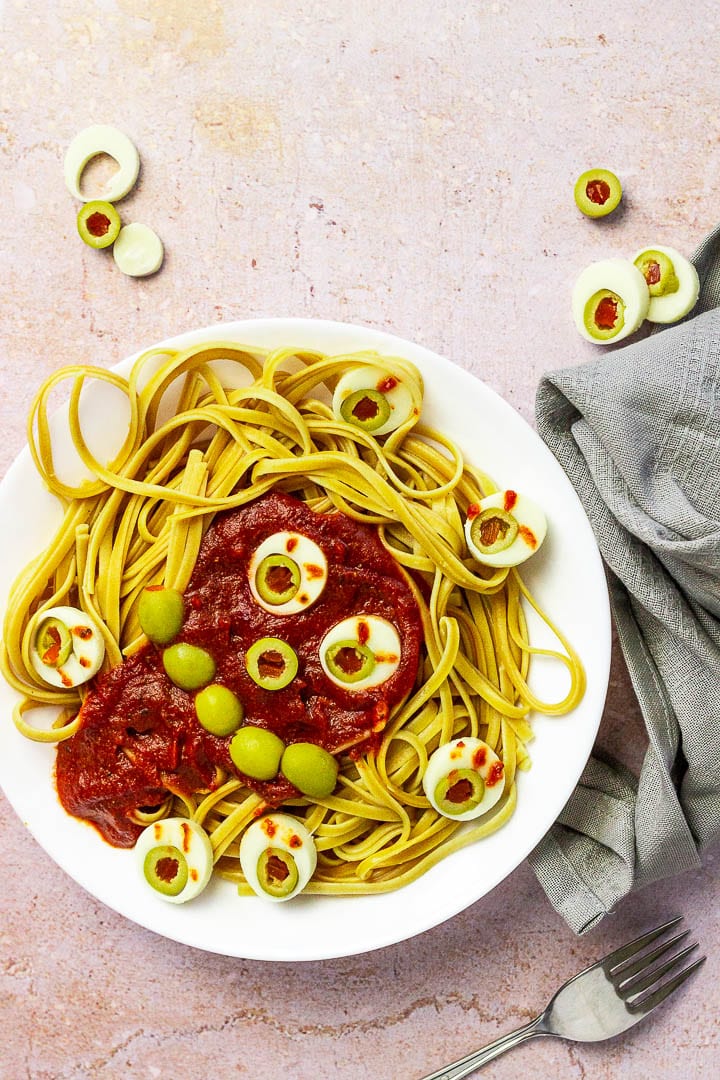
[420,1016,545,1080]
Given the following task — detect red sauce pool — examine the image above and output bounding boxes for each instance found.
[56,493,423,846]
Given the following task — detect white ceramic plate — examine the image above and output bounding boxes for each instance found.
[0,319,611,961]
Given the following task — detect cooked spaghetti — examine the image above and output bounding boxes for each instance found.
[0,342,585,896]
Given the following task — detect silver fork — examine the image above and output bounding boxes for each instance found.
[420,916,705,1080]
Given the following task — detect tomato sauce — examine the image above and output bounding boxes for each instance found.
[56,493,423,847]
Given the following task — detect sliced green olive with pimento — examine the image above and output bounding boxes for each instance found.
[143,843,188,897]
[138,585,185,645]
[339,388,392,432]
[245,637,298,690]
[324,639,376,684]
[229,725,285,780]
[434,768,486,816]
[256,847,300,899]
[255,554,301,606]
[573,168,622,218]
[76,200,121,249]
[468,507,518,556]
[583,289,626,341]
[633,249,679,297]
[632,245,700,325]
[34,617,73,668]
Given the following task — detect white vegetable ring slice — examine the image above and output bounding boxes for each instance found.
[113,223,164,277]
[64,124,140,202]
[572,258,649,344]
[633,245,700,324]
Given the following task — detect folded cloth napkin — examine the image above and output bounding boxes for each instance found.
[529,224,720,933]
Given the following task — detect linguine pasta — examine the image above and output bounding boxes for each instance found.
[0,342,585,896]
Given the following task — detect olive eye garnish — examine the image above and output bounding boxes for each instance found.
[29,605,105,688]
[573,168,622,218]
[319,615,401,692]
[468,507,519,556]
[333,364,416,436]
[138,585,185,645]
[135,817,214,904]
[248,531,328,615]
[255,554,301,606]
[77,200,121,249]
[245,637,298,690]
[465,491,546,568]
[572,258,649,344]
[423,738,505,821]
[632,244,699,325]
[239,813,317,903]
[339,388,392,433]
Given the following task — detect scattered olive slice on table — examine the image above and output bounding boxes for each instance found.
[333,365,415,436]
[229,726,285,780]
[571,258,649,343]
[319,615,401,691]
[135,817,213,903]
[422,737,505,821]
[113,222,164,278]
[64,124,140,202]
[248,531,328,615]
[633,244,700,324]
[163,642,216,690]
[465,490,547,568]
[239,813,317,902]
[76,200,121,249]
[281,742,339,798]
[195,684,244,736]
[138,585,185,645]
[245,637,298,690]
[573,168,622,218]
[30,604,105,688]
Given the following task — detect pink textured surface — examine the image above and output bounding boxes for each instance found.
[1,2,718,1078]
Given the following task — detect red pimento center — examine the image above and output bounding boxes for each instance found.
[266,565,293,594]
[257,650,286,678]
[479,515,509,547]
[266,854,290,883]
[644,261,661,286]
[334,646,365,675]
[446,777,474,804]
[86,211,111,237]
[594,295,620,330]
[351,395,379,422]
[155,855,180,883]
[585,179,611,205]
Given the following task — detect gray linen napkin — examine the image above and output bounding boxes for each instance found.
[529,225,720,933]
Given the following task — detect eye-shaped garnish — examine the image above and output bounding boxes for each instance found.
[319,615,401,692]
[573,168,622,218]
[76,200,121,250]
[30,605,105,688]
[633,245,699,324]
[465,490,547,568]
[333,365,415,436]
[422,737,505,821]
[135,817,213,904]
[239,813,317,902]
[245,637,298,690]
[572,258,649,344]
[63,124,140,203]
[248,531,328,615]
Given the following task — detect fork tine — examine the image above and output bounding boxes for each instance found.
[626,955,706,1015]
[603,915,683,972]
[617,942,698,996]
[610,929,690,979]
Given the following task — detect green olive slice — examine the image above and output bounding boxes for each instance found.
[257,847,299,899]
[633,249,680,297]
[340,388,392,432]
[255,554,301,606]
[34,617,73,668]
[469,508,519,555]
[76,200,122,249]
[324,639,376,684]
[583,288,626,341]
[143,844,189,897]
[245,637,298,690]
[573,169,622,218]
[434,769,486,816]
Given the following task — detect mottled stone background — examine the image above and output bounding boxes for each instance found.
[1,2,718,1077]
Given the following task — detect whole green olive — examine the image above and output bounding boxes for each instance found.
[229,726,285,781]
[281,742,339,798]
[194,684,244,736]
[139,586,185,645]
[162,642,216,691]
